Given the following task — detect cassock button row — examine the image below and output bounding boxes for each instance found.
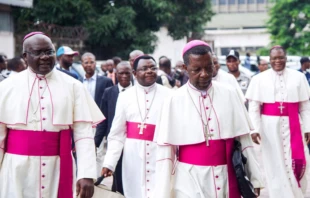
[147,170,150,173]
[43,118,46,121]
[42,107,45,110]
[146,100,149,102]
[215,175,219,178]
[217,187,220,190]
[147,144,149,146]
[211,129,214,132]
[42,186,45,189]
[147,162,149,164]
[42,175,45,178]
[41,97,44,99]
[206,107,209,109]
[147,153,149,155]
[42,163,46,166]
[40,87,43,89]
[208,118,211,121]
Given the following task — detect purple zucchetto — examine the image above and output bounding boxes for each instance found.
[23,32,47,43]
[182,40,211,56]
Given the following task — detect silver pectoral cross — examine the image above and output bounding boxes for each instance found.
[138,122,147,135]
[278,104,285,114]
[204,125,213,146]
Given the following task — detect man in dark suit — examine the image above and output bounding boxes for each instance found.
[95,61,133,195]
[81,52,113,108]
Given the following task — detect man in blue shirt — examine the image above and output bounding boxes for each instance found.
[298,57,310,85]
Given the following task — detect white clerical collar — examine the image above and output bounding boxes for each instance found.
[118,82,132,92]
[28,67,54,79]
[187,81,212,97]
[272,68,286,76]
[136,82,156,93]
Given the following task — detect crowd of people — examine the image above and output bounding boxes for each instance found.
[0,31,309,198]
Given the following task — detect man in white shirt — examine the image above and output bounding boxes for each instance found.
[81,52,113,107]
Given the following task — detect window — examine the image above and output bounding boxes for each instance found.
[219,0,227,5]
[247,0,255,3]
[212,0,217,5]
[229,0,235,4]
[238,0,245,4]
[257,0,265,3]
[0,12,13,32]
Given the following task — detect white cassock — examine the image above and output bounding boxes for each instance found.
[0,68,104,198]
[103,83,171,198]
[246,68,310,198]
[154,81,264,198]
[212,69,246,102]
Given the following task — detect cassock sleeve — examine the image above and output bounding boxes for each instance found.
[153,145,177,198]
[248,100,262,134]
[0,123,7,169]
[73,122,97,181]
[236,135,264,189]
[103,93,127,172]
[300,100,310,133]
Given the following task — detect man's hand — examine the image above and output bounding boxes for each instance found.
[76,178,94,198]
[305,132,310,144]
[251,133,261,145]
[101,167,113,177]
[254,188,260,197]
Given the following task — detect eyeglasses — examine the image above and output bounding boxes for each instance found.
[25,50,55,57]
[136,67,158,72]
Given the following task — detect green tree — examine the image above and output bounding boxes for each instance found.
[267,0,310,55]
[12,0,213,59]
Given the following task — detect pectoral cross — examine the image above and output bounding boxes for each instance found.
[138,122,147,135]
[204,125,213,146]
[278,104,285,114]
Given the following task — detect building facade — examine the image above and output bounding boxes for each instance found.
[0,0,33,58]
[205,0,273,56]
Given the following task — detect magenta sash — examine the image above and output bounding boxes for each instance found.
[6,129,73,198]
[126,121,155,141]
[179,139,241,198]
[262,102,306,186]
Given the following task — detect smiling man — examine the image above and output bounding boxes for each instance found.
[246,46,310,198]
[101,55,171,198]
[154,40,263,198]
[0,32,104,198]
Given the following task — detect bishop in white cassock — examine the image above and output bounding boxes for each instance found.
[212,53,246,103]
[246,46,310,198]
[153,40,263,198]
[0,32,104,198]
[101,55,171,198]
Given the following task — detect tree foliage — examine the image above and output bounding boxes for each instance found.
[267,0,310,55]
[12,0,213,59]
